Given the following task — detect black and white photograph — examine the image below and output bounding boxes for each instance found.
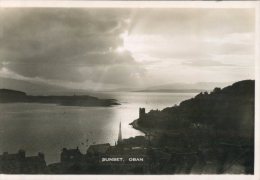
[0,1,259,177]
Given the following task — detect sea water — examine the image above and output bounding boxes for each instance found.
[0,92,195,164]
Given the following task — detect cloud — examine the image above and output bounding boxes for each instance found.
[124,9,254,82]
[0,8,144,88]
[129,9,254,35]
[182,59,234,67]
[0,8,255,89]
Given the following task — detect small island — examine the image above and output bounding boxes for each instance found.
[0,89,120,107]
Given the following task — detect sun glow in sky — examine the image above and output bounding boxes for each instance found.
[0,8,256,92]
[116,46,125,53]
[117,31,156,63]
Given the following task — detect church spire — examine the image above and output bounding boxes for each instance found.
[118,122,122,144]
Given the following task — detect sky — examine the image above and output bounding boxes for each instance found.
[0,8,256,91]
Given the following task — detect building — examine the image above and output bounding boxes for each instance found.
[139,108,146,119]
[118,122,122,144]
[0,150,47,173]
[60,147,83,163]
[87,143,110,156]
[23,152,46,173]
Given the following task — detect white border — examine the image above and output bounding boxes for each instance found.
[0,0,257,8]
[0,1,259,180]
[254,1,260,180]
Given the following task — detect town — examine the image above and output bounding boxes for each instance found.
[0,110,161,174]
[0,107,254,174]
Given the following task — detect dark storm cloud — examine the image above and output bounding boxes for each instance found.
[0,8,143,85]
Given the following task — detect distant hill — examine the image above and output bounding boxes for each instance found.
[134,89,204,93]
[0,89,120,107]
[132,82,233,93]
[131,80,254,141]
[0,77,71,95]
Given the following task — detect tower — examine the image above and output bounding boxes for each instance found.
[117,122,122,144]
[139,108,146,119]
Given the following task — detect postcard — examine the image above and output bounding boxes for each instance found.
[0,1,259,180]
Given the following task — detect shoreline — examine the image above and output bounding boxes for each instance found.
[129,119,148,135]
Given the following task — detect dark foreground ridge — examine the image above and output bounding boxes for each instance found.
[130,80,254,174]
[131,80,254,137]
[0,89,120,107]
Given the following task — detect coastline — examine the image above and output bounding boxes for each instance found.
[129,119,148,135]
[0,89,120,107]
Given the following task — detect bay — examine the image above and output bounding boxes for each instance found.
[0,92,196,164]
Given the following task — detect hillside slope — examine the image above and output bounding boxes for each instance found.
[133,80,254,140]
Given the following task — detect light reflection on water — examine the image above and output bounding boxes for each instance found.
[0,92,196,164]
